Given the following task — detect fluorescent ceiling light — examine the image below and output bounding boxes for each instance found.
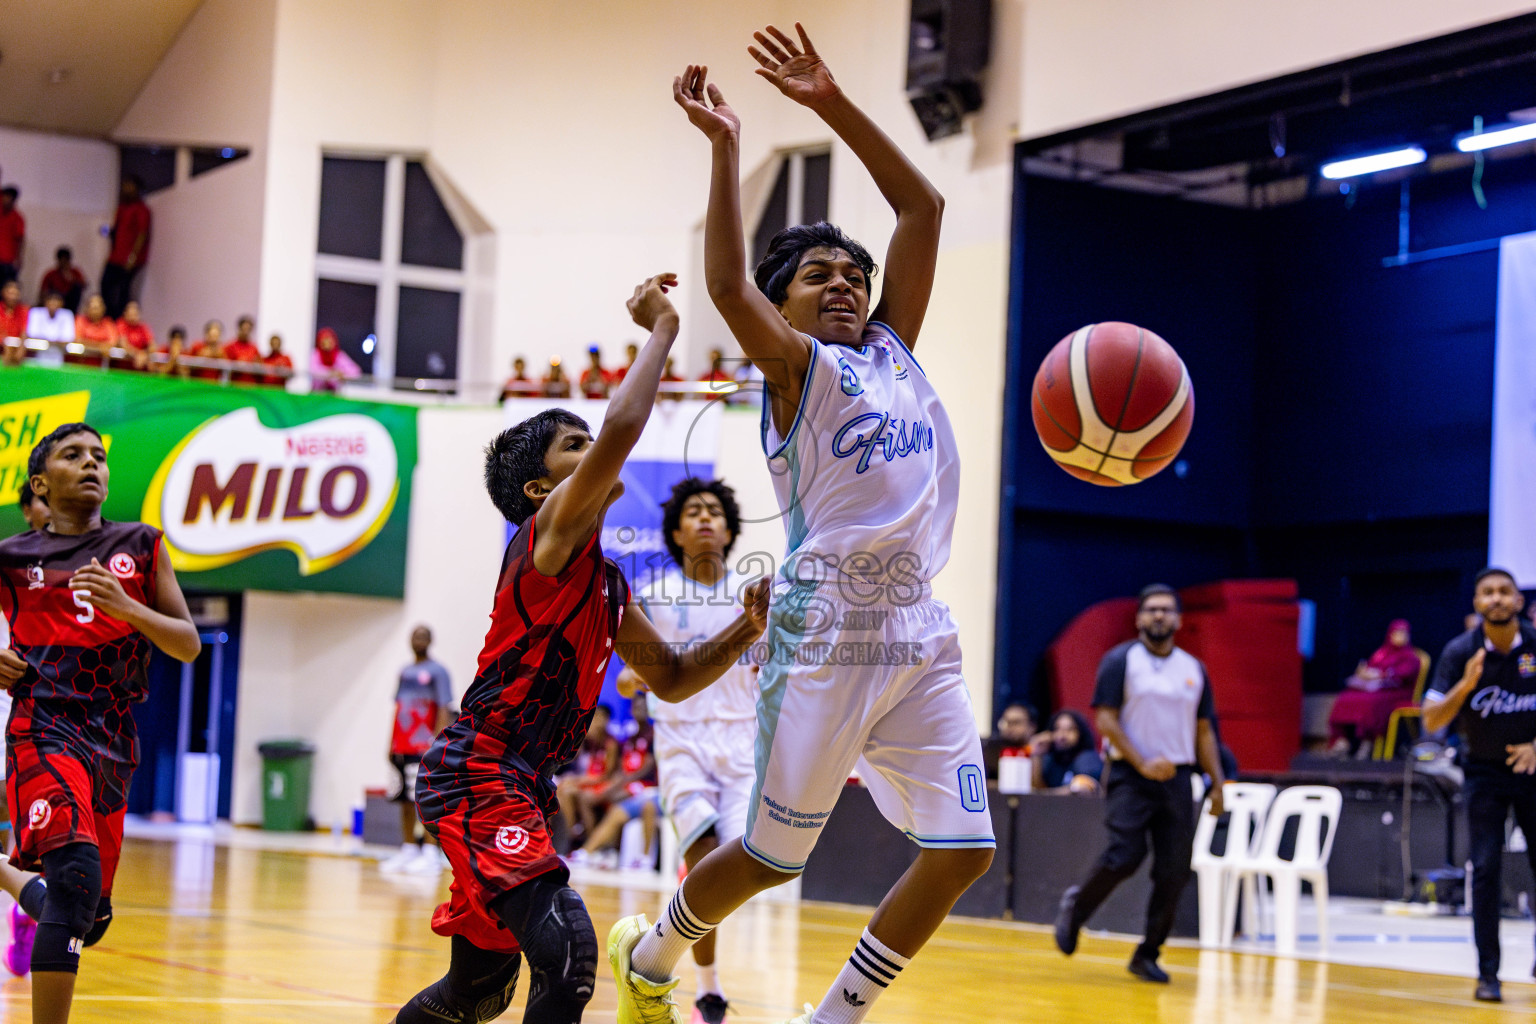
[1319,146,1426,179]
[1456,121,1536,152]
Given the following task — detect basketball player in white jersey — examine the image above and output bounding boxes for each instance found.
[610,24,994,1024]
[617,478,756,1024]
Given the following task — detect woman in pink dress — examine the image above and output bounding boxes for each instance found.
[1328,619,1422,756]
[310,327,361,392]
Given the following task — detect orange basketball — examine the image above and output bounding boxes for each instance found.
[1031,322,1194,486]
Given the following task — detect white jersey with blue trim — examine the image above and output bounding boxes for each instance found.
[637,569,758,724]
[762,322,958,587]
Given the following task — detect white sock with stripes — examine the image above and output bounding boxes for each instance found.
[813,929,909,1024]
[630,885,716,983]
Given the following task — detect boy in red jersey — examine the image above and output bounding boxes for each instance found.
[388,274,768,1024]
[0,423,200,1022]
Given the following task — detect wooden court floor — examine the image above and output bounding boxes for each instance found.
[0,835,1521,1022]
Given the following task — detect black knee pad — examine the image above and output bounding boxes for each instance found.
[494,877,597,1012]
[83,896,112,947]
[39,843,102,937]
[400,938,520,1024]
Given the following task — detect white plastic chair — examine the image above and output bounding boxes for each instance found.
[1191,782,1276,948]
[1224,785,1341,955]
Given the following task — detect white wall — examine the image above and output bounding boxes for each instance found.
[0,126,116,303]
[112,0,277,343]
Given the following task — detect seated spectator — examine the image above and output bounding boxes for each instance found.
[579,345,612,399]
[0,187,23,287]
[659,355,684,401]
[115,300,155,370]
[25,292,75,361]
[73,295,119,361]
[311,326,361,392]
[0,280,27,366]
[39,247,86,314]
[156,325,190,378]
[570,698,658,864]
[542,356,571,398]
[570,790,661,871]
[498,356,542,401]
[188,320,226,381]
[555,704,620,849]
[982,702,1036,780]
[1328,618,1423,756]
[612,342,639,384]
[1030,709,1104,794]
[698,347,733,399]
[262,333,293,386]
[224,316,264,384]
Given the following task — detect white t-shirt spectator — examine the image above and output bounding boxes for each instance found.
[25,306,75,343]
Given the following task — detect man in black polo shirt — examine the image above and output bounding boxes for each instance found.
[1424,566,1536,1003]
[1054,584,1226,983]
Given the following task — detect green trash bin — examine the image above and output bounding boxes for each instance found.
[258,739,316,831]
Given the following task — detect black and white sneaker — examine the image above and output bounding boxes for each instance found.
[692,992,729,1023]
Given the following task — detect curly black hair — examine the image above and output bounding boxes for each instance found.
[660,477,741,569]
[753,222,878,305]
[482,408,590,525]
[27,422,102,479]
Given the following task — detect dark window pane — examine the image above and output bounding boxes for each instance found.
[190,146,250,178]
[118,145,176,196]
[752,161,791,265]
[396,286,460,389]
[401,162,463,270]
[318,157,385,260]
[314,278,378,376]
[801,152,831,226]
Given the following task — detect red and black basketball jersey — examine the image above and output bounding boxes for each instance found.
[0,521,161,707]
[458,516,629,779]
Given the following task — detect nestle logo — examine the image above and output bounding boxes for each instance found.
[285,434,368,458]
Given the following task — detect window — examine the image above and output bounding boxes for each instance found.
[118,146,177,196]
[314,154,474,393]
[190,146,251,178]
[751,148,833,264]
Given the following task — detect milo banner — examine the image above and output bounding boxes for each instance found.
[0,366,417,597]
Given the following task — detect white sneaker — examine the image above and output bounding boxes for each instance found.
[380,843,420,873]
[405,845,449,874]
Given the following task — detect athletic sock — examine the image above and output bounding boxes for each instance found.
[813,929,909,1024]
[695,961,720,997]
[630,885,715,983]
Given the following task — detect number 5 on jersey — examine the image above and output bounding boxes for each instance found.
[72,589,94,625]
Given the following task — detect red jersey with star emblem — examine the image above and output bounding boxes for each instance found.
[455,515,629,779]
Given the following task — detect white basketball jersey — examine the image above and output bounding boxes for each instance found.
[638,569,758,723]
[763,323,958,587]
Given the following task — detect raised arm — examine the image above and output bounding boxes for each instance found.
[750,23,944,348]
[615,578,769,702]
[674,66,812,433]
[1423,648,1482,733]
[533,274,679,574]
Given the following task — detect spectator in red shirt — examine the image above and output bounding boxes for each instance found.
[224,315,264,384]
[0,280,27,366]
[542,355,572,398]
[101,176,151,318]
[579,345,613,398]
[74,294,119,360]
[116,300,155,371]
[188,319,225,381]
[659,355,684,402]
[498,356,541,402]
[698,346,733,400]
[0,187,24,286]
[156,325,189,379]
[612,342,640,383]
[261,333,293,386]
[39,247,87,314]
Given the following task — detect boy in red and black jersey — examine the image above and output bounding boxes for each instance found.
[0,423,199,1020]
[390,275,768,1024]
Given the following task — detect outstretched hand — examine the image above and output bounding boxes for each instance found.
[749,23,839,108]
[627,273,679,332]
[673,65,740,142]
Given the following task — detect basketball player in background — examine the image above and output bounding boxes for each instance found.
[611,26,995,1024]
[379,625,453,875]
[0,423,201,1021]
[387,275,769,1024]
[616,477,757,1024]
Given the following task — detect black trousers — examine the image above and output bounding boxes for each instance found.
[99,262,140,319]
[1071,762,1197,959]
[1464,764,1536,980]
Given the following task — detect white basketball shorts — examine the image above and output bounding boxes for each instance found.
[743,584,995,873]
[653,717,756,856]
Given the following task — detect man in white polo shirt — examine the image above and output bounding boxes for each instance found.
[1054,583,1225,983]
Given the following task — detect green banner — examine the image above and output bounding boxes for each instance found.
[0,366,417,597]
